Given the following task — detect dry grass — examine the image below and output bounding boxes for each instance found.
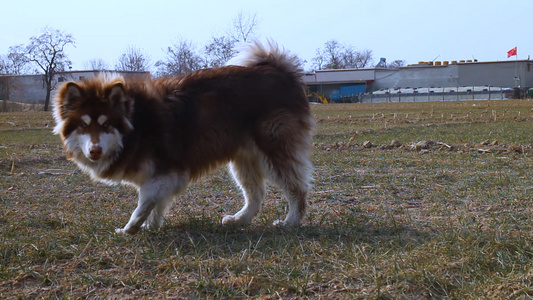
[0,101,45,113]
[1,100,533,299]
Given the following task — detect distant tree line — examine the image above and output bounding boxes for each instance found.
[0,11,406,111]
[154,11,259,76]
[0,12,260,110]
[312,39,406,70]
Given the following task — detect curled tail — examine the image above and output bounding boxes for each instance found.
[226,40,303,77]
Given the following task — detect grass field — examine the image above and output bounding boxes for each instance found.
[1,100,533,299]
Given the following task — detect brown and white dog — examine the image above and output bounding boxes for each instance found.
[52,42,314,234]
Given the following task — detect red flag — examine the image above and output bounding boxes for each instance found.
[507,47,517,58]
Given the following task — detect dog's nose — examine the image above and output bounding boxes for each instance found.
[89,145,103,160]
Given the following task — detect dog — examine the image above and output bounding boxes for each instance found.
[52,41,314,234]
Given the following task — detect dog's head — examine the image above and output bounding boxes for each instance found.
[53,74,134,167]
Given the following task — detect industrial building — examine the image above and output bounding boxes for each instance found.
[303,59,533,103]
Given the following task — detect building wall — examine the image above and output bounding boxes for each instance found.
[372,65,459,90]
[304,61,533,98]
[5,75,45,104]
[1,71,150,104]
[303,69,375,84]
[315,69,375,82]
[458,61,532,88]
[373,61,533,91]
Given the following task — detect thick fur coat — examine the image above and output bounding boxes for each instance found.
[53,42,314,234]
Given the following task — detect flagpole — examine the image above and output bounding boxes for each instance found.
[514,47,519,87]
[514,47,520,98]
[514,47,518,77]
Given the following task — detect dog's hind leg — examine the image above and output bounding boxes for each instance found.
[222,151,266,225]
[116,173,188,235]
[260,114,314,226]
[269,156,313,226]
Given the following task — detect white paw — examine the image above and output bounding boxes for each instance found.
[114,226,140,235]
[222,214,252,225]
[273,219,286,226]
[115,228,127,234]
[141,223,158,231]
[222,215,237,224]
[273,218,301,226]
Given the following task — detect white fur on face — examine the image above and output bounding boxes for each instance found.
[77,131,122,161]
[81,115,91,126]
[97,115,108,126]
[65,114,124,167]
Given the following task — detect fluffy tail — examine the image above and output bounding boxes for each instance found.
[226,40,303,76]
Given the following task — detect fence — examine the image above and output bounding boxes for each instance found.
[360,87,513,103]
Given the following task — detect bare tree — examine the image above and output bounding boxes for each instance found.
[339,45,358,69]
[355,49,373,68]
[84,58,109,71]
[156,11,260,75]
[313,40,342,70]
[312,48,326,72]
[312,39,373,70]
[25,27,75,111]
[203,11,260,68]
[324,40,344,69]
[228,11,260,43]
[0,45,30,75]
[204,35,236,68]
[115,46,151,72]
[156,39,203,76]
[388,59,407,69]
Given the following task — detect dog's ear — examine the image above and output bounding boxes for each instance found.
[107,83,126,104]
[65,82,82,101]
[106,82,133,121]
[57,82,83,120]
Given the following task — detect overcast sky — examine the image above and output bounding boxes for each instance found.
[1,0,531,71]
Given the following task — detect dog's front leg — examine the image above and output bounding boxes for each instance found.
[115,173,189,235]
[115,176,173,234]
[115,194,157,235]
